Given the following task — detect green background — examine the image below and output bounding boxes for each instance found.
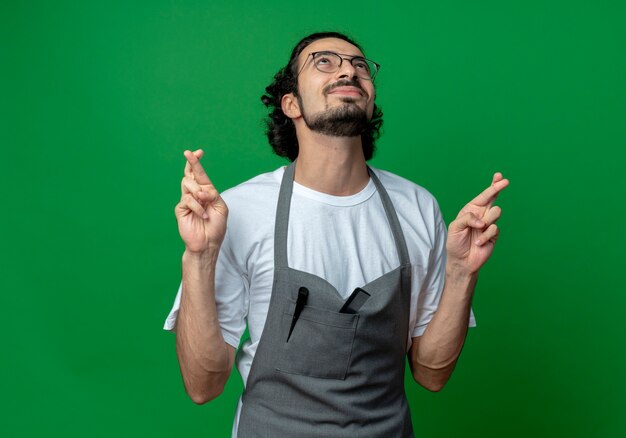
[2,0,624,436]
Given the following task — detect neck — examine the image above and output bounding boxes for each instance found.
[293,130,369,196]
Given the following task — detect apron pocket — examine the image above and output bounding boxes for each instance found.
[276,298,359,380]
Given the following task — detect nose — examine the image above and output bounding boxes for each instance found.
[336,58,358,80]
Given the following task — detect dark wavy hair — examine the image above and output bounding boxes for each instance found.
[261,32,383,162]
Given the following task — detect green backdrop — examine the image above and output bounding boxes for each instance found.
[2,0,624,436]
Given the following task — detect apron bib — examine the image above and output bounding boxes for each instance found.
[238,162,414,437]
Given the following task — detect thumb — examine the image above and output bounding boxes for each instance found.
[450,212,485,233]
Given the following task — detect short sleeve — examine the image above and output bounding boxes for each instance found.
[162,232,249,350]
[410,210,477,339]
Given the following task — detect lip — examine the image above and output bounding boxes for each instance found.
[328,86,364,97]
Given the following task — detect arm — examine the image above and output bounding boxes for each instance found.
[409,172,509,392]
[176,249,236,404]
[173,149,235,404]
[408,270,476,392]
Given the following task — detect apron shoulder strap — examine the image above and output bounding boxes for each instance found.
[274,161,296,269]
[367,167,411,266]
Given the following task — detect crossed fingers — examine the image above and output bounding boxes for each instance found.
[469,172,510,209]
[454,172,509,247]
[179,149,221,218]
[181,150,217,200]
[184,150,213,186]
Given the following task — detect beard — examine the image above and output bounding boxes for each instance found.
[298,96,369,137]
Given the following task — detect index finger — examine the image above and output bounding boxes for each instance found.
[184,149,213,185]
[469,173,510,207]
[183,149,204,178]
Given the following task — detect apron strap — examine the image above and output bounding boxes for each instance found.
[274,161,296,269]
[274,161,411,269]
[367,166,411,267]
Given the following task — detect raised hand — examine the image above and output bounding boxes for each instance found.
[174,149,228,253]
[446,172,509,275]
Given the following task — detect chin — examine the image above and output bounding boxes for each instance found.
[337,97,358,103]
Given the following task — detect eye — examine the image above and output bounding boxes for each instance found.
[353,59,369,71]
[317,56,331,65]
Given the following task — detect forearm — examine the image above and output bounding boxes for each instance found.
[176,249,234,404]
[410,268,477,390]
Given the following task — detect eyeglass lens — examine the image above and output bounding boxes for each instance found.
[312,52,378,79]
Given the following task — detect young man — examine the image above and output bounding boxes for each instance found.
[165,32,509,437]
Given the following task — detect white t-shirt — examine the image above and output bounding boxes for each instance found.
[164,166,476,435]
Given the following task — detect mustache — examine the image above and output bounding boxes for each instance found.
[323,79,367,97]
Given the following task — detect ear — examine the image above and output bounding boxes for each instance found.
[281,93,301,119]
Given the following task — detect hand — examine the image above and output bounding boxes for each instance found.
[446,172,509,276]
[174,149,228,254]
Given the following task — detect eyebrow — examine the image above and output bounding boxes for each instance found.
[315,50,366,58]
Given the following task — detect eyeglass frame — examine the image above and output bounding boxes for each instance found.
[295,50,381,81]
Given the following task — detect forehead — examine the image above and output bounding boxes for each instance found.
[296,38,365,68]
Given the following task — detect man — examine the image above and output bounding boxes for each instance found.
[164,32,508,437]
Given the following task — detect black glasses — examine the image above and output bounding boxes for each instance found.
[296,51,380,80]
